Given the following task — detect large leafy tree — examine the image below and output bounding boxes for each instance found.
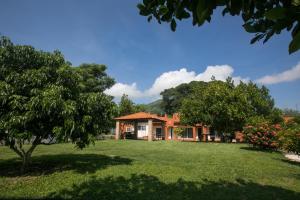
[180,78,278,137]
[161,81,207,114]
[138,0,300,54]
[118,94,137,116]
[0,37,116,172]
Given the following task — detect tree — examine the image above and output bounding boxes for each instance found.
[180,78,278,138]
[138,0,300,54]
[134,104,148,112]
[118,94,136,116]
[267,108,284,124]
[161,81,207,114]
[278,123,300,154]
[0,37,116,172]
[180,79,244,135]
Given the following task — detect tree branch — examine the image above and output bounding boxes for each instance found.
[26,136,41,156]
[10,145,23,158]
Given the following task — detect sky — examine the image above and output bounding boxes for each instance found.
[1,0,300,109]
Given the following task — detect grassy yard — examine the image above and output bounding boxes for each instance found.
[0,140,300,199]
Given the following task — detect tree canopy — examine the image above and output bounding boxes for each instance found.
[138,0,300,54]
[118,94,137,116]
[117,94,153,116]
[161,81,207,114]
[0,36,116,172]
[178,78,281,135]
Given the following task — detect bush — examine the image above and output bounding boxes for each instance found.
[243,122,280,149]
[173,127,185,138]
[278,123,300,155]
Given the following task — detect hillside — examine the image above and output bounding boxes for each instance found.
[144,99,164,114]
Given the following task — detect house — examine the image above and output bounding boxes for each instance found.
[115,112,218,142]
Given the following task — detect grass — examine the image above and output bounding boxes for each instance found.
[0,140,300,199]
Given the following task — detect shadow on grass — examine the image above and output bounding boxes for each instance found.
[240,146,279,153]
[0,154,132,177]
[278,158,300,167]
[45,174,299,200]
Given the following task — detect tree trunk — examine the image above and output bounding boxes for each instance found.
[21,153,32,174]
[9,137,40,174]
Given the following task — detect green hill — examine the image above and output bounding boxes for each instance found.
[144,99,164,114]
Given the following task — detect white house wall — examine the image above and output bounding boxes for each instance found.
[137,122,148,138]
[137,122,163,139]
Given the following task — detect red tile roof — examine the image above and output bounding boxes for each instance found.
[115,112,167,121]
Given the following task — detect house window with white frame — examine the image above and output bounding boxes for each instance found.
[138,125,146,131]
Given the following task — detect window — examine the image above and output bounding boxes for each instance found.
[138,125,146,131]
[182,128,193,138]
[126,127,132,132]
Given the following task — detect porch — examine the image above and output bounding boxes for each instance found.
[115,112,168,141]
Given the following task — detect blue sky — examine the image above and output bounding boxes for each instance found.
[1,0,300,109]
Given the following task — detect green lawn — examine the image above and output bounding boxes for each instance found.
[0,140,300,199]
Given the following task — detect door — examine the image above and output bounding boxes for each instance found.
[197,128,202,141]
[169,128,173,139]
[156,128,162,139]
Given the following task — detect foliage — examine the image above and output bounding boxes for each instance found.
[267,108,284,124]
[173,127,185,137]
[118,94,136,116]
[180,78,277,137]
[243,122,280,149]
[75,63,115,93]
[118,95,164,116]
[245,116,269,125]
[278,121,300,155]
[142,99,164,114]
[138,0,300,54]
[161,81,207,114]
[134,104,148,112]
[294,116,300,124]
[0,36,116,172]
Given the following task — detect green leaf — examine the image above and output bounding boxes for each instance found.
[250,34,263,44]
[159,6,168,15]
[265,8,286,20]
[181,10,190,19]
[222,7,229,16]
[196,0,208,25]
[289,31,300,54]
[171,19,177,31]
[292,0,300,6]
[263,30,274,44]
[243,23,256,33]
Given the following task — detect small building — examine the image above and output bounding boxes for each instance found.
[115,112,214,142]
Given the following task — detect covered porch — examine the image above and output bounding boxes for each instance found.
[115,112,168,141]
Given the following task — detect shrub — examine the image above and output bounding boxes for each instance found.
[278,123,300,155]
[293,116,300,124]
[173,127,185,138]
[243,122,280,149]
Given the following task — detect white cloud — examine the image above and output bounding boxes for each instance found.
[195,65,233,81]
[105,65,249,100]
[145,68,197,97]
[256,62,300,84]
[104,82,143,98]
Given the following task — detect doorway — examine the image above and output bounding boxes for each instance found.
[197,127,202,141]
[156,128,162,139]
